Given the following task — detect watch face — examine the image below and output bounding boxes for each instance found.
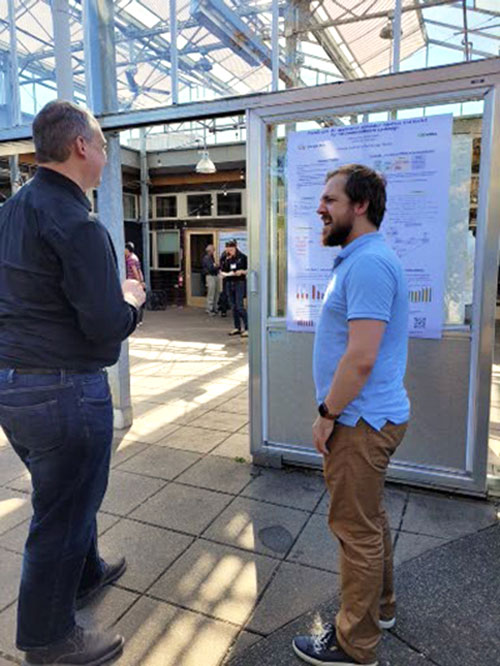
[318,403,328,417]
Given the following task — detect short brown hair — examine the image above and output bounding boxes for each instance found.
[33,100,97,163]
[325,164,387,228]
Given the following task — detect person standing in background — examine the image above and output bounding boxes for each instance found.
[202,243,219,316]
[220,239,248,337]
[125,241,146,324]
[0,100,145,666]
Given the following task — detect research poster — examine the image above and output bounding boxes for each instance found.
[286,114,453,339]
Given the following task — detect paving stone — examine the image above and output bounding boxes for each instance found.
[115,446,200,481]
[401,492,498,539]
[215,396,249,415]
[98,519,193,592]
[0,549,21,611]
[149,540,278,625]
[130,482,232,535]
[224,631,263,662]
[189,410,249,433]
[210,433,250,461]
[113,597,240,666]
[110,440,150,468]
[155,425,229,453]
[238,423,249,435]
[394,531,448,567]
[118,419,182,445]
[247,561,340,634]
[97,512,121,536]
[176,457,255,495]
[76,586,139,630]
[0,656,17,666]
[0,449,25,487]
[100,470,165,516]
[241,468,324,511]
[2,472,31,495]
[287,514,340,572]
[0,488,32,535]
[0,603,19,661]
[205,496,309,558]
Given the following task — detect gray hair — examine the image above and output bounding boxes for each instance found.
[33,100,98,163]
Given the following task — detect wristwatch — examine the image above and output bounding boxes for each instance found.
[318,402,340,421]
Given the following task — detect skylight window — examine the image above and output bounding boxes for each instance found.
[120,0,159,28]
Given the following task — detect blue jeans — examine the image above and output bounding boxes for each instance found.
[0,369,113,649]
[227,280,248,331]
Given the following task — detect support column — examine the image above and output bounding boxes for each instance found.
[169,0,179,104]
[392,0,403,74]
[271,0,279,92]
[51,0,75,100]
[139,128,151,292]
[83,0,132,429]
[7,0,22,194]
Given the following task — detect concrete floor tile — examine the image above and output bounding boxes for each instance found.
[401,492,498,539]
[176,457,255,495]
[113,597,240,666]
[224,631,263,662]
[0,549,21,611]
[156,426,229,453]
[215,396,249,416]
[205,497,309,558]
[0,603,19,661]
[189,410,249,433]
[3,471,31,495]
[0,449,25,487]
[394,531,448,567]
[210,433,250,461]
[287,514,340,572]
[115,446,200,481]
[0,488,32,535]
[237,423,249,435]
[149,540,278,625]
[119,420,182,445]
[110,440,150,468]
[100,471,165,516]
[130,482,232,535]
[241,468,324,511]
[76,586,139,630]
[98,519,193,593]
[247,561,340,634]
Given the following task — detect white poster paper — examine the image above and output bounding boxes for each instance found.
[286,115,454,338]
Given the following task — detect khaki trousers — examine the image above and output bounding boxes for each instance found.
[323,418,408,664]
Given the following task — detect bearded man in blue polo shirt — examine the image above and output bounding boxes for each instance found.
[293,165,410,666]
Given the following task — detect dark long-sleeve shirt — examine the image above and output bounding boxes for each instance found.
[0,167,137,371]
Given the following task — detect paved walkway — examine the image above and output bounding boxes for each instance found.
[0,309,498,666]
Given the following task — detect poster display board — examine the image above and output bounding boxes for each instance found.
[286,115,454,339]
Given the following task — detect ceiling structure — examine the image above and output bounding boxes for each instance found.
[0,0,499,129]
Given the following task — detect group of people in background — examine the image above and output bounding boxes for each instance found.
[202,240,248,338]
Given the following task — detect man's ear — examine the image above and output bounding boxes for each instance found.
[74,135,86,158]
[354,199,369,217]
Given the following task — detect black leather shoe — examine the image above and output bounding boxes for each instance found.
[76,558,127,610]
[23,625,124,665]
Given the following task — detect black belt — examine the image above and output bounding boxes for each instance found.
[0,368,98,375]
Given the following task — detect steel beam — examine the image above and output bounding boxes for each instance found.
[51,0,75,100]
[169,0,179,104]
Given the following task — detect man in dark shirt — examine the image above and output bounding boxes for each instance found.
[0,100,145,666]
[220,240,248,337]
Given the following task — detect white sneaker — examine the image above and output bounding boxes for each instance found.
[379,617,395,630]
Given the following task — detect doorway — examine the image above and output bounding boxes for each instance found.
[186,231,214,308]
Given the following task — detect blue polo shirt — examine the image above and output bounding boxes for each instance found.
[313,232,410,430]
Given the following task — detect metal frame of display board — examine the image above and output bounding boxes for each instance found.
[246,58,500,496]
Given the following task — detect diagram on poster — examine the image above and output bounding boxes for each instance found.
[286,114,453,338]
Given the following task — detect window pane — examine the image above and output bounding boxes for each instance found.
[217,192,242,216]
[157,231,179,252]
[156,196,177,218]
[187,194,212,217]
[123,194,137,219]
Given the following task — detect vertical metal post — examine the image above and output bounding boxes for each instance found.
[271,0,279,92]
[51,0,75,100]
[462,0,470,62]
[83,0,132,429]
[169,0,179,104]
[392,0,403,74]
[7,0,22,194]
[139,128,151,291]
[284,0,299,88]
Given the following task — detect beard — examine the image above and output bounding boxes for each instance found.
[321,214,354,247]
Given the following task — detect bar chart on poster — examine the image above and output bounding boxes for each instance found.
[286,115,454,339]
